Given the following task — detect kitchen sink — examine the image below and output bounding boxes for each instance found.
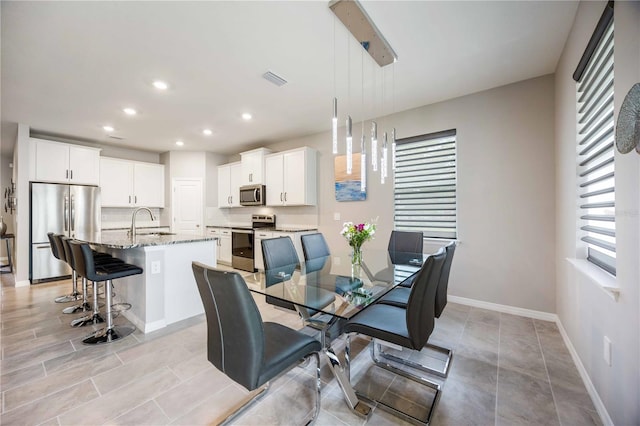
[138,231,176,236]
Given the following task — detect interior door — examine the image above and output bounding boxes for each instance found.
[172,178,203,235]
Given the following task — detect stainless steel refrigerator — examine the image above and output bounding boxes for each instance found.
[30,182,101,283]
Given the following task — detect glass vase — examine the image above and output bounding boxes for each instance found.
[351,245,363,266]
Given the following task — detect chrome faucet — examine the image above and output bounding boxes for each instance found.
[129,207,156,238]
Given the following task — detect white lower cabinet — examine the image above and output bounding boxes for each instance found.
[254,231,274,271]
[207,228,232,264]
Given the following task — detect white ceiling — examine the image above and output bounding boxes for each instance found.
[0,1,578,158]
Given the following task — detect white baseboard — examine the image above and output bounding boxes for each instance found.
[556,320,613,426]
[448,295,557,321]
[15,279,30,287]
[121,309,166,334]
[449,294,610,426]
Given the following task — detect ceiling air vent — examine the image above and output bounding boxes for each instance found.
[108,135,124,140]
[262,71,287,87]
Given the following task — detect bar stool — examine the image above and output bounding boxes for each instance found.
[49,233,82,303]
[0,233,15,274]
[64,238,125,327]
[69,241,142,344]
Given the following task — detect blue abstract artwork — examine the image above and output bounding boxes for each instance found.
[335,154,366,201]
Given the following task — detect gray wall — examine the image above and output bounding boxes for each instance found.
[267,74,557,313]
[555,1,640,424]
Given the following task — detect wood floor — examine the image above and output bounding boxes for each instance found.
[1,271,601,425]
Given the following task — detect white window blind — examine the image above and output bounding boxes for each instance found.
[577,21,615,275]
[394,130,457,239]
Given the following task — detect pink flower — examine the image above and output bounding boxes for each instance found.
[357,223,364,232]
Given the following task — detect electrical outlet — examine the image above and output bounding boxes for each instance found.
[334,212,341,221]
[151,261,161,275]
[604,336,612,366]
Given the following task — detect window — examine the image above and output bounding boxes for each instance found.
[575,12,615,275]
[393,129,457,239]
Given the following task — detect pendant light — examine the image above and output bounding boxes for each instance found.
[391,128,397,171]
[345,18,353,174]
[360,47,366,192]
[360,134,367,191]
[381,132,388,184]
[332,98,338,154]
[346,116,353,174]
[331,17,338,155]
[371,121,378,172]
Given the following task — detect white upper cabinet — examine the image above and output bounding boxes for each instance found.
[100,157,165,208]
[240,148,272,185]
[217,162,241,208]
[133,162,165,207]
[32,138,101,185]
[265,147,317,206]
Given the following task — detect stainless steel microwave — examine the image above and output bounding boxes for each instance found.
[239,185,265,206]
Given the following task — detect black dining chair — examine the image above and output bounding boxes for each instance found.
[388,230,424,265]
[192,262,321,425]
[376,241,457,377]
[261,237,335,326]
[370,230,425,285]
[301,233,330,260]
[343,247,446,426]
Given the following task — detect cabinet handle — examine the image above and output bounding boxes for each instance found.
[249,173,253,182]
[135,195,137,204]
[129,195,132,204]
[284,192,287,202]
[280,192,283,202]
[66,170,69,179]
[70,170,73,180]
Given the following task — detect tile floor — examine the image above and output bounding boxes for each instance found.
[1,270,601,425]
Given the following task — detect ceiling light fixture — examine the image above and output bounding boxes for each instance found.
[103,125,114,132]
[242,113,252,121]
[152,80,168,90]
[123,107,137,116]
[175,140,184,146]
[202,129,213,136]
[329,0,398,186]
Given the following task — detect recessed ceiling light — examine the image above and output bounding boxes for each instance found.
[202,129,213,136]
[123,107,137,116]
[175,140,184,146]
[153,80,168,90]
[242,113,252,121]
[103,125,114,132]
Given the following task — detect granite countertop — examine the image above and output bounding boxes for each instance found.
[78,231,218,249]
[206,225,318,233]
[102,226,170,232]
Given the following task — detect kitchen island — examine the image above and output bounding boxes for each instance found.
[79,231,217,333]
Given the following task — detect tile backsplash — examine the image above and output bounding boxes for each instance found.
[101,207,162,230]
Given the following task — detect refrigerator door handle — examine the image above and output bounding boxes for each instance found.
[70,194,75,231]
[63,195,69,232]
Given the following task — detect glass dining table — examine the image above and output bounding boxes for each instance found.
[250,248,426,418]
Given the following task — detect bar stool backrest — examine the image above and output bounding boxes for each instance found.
[48,233,65,263]
[60,236,75,270]
[68,240,91,279]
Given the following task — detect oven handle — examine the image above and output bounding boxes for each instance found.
[231,229,255,234]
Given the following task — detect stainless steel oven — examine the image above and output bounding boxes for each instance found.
[231,214,276,272]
